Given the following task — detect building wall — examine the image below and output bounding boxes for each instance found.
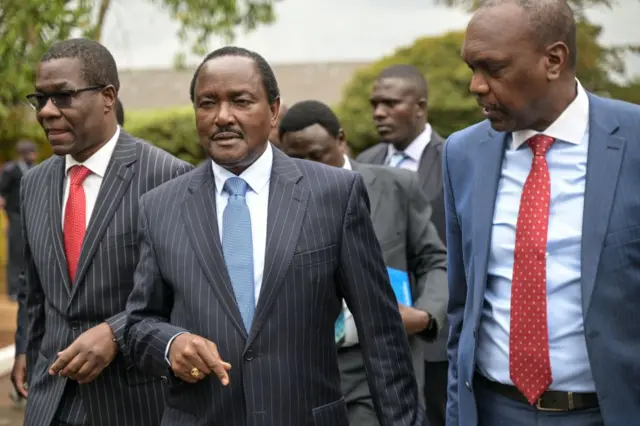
[118,61,371,111]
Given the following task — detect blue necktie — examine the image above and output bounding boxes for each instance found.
[222,177,255,331]
[386,151,409,168]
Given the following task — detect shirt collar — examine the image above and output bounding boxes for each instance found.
[341,154,352,170]
[65,126,121,178]
[511,80,589,150]
[211,142,273,196]
[387,123,432,162]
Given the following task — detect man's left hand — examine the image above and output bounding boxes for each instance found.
[49,322,118,384]
[398,304,430,335]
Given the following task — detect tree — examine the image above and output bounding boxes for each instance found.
[0,0,281,161]
[84,0,279,56]
[335,19,640,155]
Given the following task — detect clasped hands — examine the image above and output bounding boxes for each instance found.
[48,322,118,384]
[168,333,232,385]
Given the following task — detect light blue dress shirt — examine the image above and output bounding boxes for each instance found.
[476,83,596,392]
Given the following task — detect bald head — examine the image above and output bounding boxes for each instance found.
[477,0,577,68]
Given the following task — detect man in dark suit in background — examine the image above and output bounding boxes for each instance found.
[357,64,448,426]
[0,140,37,300]
[278,99,448,426]
[125,46,425,425]
[17,38,192,426]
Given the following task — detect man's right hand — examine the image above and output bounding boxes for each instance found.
[11,354,28,398]
[168,333,232,385]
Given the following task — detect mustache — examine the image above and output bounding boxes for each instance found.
[211,127,245,139]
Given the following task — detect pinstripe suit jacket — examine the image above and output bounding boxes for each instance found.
[17,131,193,426]
[125,148,425,426]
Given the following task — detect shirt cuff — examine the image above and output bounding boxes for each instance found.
[165,332,187,366]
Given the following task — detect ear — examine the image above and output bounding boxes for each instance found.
[416,97,427,117]
[270,97,282,127]
[545,41,570,81]
[102,85,117,112]
[337,128,347,144]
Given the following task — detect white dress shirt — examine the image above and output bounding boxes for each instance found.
[165,143,273,364]
[62,126,120,226]
[386,123,432,172]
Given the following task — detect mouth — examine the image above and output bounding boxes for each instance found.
[45,129,72,143]
[480,104,504,119]
[212,132,242,141]
[375,124,393,134]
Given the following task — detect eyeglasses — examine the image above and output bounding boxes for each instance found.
[25,85,106,111]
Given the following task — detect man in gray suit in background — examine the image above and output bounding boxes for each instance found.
[125,46,425,425]
[357,64,448,426]
[17,38,192,426]
[279,99,448,425]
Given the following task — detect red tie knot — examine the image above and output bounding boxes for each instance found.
[69,165,92,187]
[527,134,555,157]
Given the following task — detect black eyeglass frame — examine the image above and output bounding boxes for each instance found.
[25,85,107,111]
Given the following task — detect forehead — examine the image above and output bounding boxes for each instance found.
[35,58,85,90]
[462,5,533,61]
[195,56,263,97]
[282,124,335,148]
[371,78,414,100]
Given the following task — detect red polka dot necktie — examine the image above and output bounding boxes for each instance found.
[63,165,92,283]
[509,134,555,405]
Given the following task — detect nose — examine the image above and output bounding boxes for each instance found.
[214,101,236,127]
[372,103,387,120]
[469,72,490,97]
[37,97,61,120]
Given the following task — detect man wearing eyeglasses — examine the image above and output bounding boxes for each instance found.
[16,38,192,426]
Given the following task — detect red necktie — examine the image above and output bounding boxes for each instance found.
[509,134,554,404]
[63,165,92,283]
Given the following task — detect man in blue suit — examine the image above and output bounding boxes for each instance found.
[444,1,640,426]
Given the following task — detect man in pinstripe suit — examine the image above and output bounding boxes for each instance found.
[125,46,425,426]
[16,39,192,426]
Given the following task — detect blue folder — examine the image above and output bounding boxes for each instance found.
[387,267,413,306]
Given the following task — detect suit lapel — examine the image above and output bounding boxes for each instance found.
[181,164,247,337]
[472,130,508,309]
[580,94,624,316]
[246,149,309,347]
[48,157,71,295]
[370,144,389,165]
[70,133,136,297]
[350,161,383,220]
[417,133,442,189]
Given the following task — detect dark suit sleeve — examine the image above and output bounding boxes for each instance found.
[107,160,193,368]
[15,180,46,381]
[124,194,189,377]
[443,139,465,426]
[0,164,16,200]
[405,174,448,341]
[338,173,425,426]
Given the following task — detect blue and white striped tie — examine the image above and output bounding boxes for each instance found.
[386,151,409,168]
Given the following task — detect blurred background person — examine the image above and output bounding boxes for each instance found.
[357,64,449,426]
[279,99,448,426]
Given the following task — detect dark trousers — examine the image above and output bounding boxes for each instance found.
[474,375,604,426]
[338,345,380,426]
[424,360,448,426]
[5,212,24,298]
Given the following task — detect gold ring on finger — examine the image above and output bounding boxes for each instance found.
[190,367,201,379]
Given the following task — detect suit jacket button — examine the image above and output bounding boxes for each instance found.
[244,350,254,361]
[465,381,472,391]
[69,320,80,330]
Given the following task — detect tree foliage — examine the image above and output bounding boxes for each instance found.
[0,0,89,116]
[336,18,640,155]
[0,0,279,161]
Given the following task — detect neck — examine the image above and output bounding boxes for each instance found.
[393,123,425,151]
[72,122,117,163]
[530,77,577,132]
